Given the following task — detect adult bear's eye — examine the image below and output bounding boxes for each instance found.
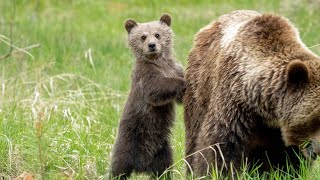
[155,33,160,39]
[141,35,146,41]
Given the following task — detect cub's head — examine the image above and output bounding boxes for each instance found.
[124,14,173,60]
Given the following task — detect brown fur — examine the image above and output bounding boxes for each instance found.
[184,10,320,177]
[110,14,185,179]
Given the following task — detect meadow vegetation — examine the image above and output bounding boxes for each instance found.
[0,0,320,179]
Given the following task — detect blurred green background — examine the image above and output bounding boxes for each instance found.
[0,0,319,179]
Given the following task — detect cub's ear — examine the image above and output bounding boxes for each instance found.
[160,13,171,27]
[125,19,138,33]
[286,60,309,85]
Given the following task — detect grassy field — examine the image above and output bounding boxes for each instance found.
[1,0,320,179]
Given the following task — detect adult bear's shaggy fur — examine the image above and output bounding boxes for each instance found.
[184,10,320,177]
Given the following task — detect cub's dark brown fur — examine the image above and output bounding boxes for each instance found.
[184,10,320,178]
[110,14,185,179]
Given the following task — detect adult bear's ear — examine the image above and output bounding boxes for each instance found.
[125,19,137,33]
[160,13,171,27]
[286,60,309,85]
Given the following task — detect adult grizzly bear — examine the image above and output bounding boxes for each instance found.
[184,10,320,177]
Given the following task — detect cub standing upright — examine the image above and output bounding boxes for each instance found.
[110,14,185,179]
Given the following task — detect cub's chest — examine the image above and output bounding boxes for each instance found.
[157,62,179,78]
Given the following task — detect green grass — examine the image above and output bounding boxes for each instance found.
[0,0,320,179]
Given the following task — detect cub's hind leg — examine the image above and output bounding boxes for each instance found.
[148,143,173,179]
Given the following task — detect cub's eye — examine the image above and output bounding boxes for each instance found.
[141,35,146,40]
[155,33,160,39]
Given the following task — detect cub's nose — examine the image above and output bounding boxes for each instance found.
[148,43,156,51]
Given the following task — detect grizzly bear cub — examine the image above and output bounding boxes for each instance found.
[110,14,185,179]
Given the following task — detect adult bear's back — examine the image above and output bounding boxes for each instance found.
[183,10,261,173]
